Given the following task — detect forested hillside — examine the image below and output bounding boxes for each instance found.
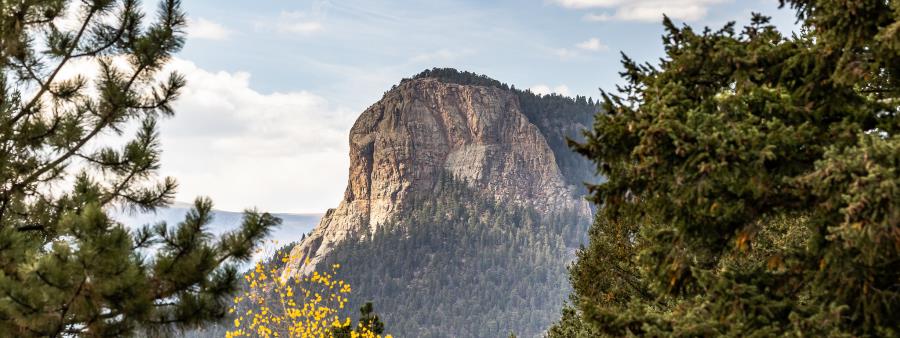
[316,173,590,338]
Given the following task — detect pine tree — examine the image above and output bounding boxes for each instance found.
[332,302,387,337]
[0,1,279,336]
[555,1,900,336]
[357,302,385,335]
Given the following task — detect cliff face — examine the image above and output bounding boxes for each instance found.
[283,77,592,277]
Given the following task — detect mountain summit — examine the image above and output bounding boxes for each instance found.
[280,69,598,337]
[284,70,595,277]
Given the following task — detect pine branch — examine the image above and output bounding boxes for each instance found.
[49,276,87,338]
[3,63,150,201]
[10,6,100,128]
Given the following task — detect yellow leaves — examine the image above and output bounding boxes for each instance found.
[331,318,345,328]
[348,326,393,338]
[225,250,386,338]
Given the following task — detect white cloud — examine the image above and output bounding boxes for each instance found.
[553,38,608,59]
[275,11,324,34]
[553,0,726,22]
[47,57,353,213]
[187,18,231,41]
[156,59,354,213]
[576,38,608,51]
[529,84,571,97]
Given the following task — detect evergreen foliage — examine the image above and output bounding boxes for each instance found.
[554,1,900,336]
[333,302,386,338]
[317,173,591,338]
[0,1,279,336]
[545,305,600,338]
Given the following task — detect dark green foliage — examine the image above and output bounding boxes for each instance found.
[0,1,279,336]
[333,302,386,337]
[319,173,591,338]
[559,1,900,336]
[545,304,601,338]
[410,68,510,90]
[357,302,385,335]
[410,68,601,193]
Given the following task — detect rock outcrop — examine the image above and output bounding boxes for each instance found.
[283,77,592,277]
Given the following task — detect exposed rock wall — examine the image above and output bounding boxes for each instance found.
[283,78,591,277]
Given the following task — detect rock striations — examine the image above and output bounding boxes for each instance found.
[283,75,593,278]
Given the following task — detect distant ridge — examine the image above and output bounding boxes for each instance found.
[166,200,323,216]
[112,202,323,256]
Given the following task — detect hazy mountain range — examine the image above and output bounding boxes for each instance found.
[112,201,322,252]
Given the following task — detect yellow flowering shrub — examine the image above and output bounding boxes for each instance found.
[226,243,392,338]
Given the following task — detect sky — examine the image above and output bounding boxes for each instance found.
[142,0,799,213]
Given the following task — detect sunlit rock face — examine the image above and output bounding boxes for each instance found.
[282,77,591,278]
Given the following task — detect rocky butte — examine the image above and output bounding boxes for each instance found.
[283,69,597,279]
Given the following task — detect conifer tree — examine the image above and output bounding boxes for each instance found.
[0,0,279,336]
[357,302,385,335]
[332,302,386,337]
[555,0,900,336]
